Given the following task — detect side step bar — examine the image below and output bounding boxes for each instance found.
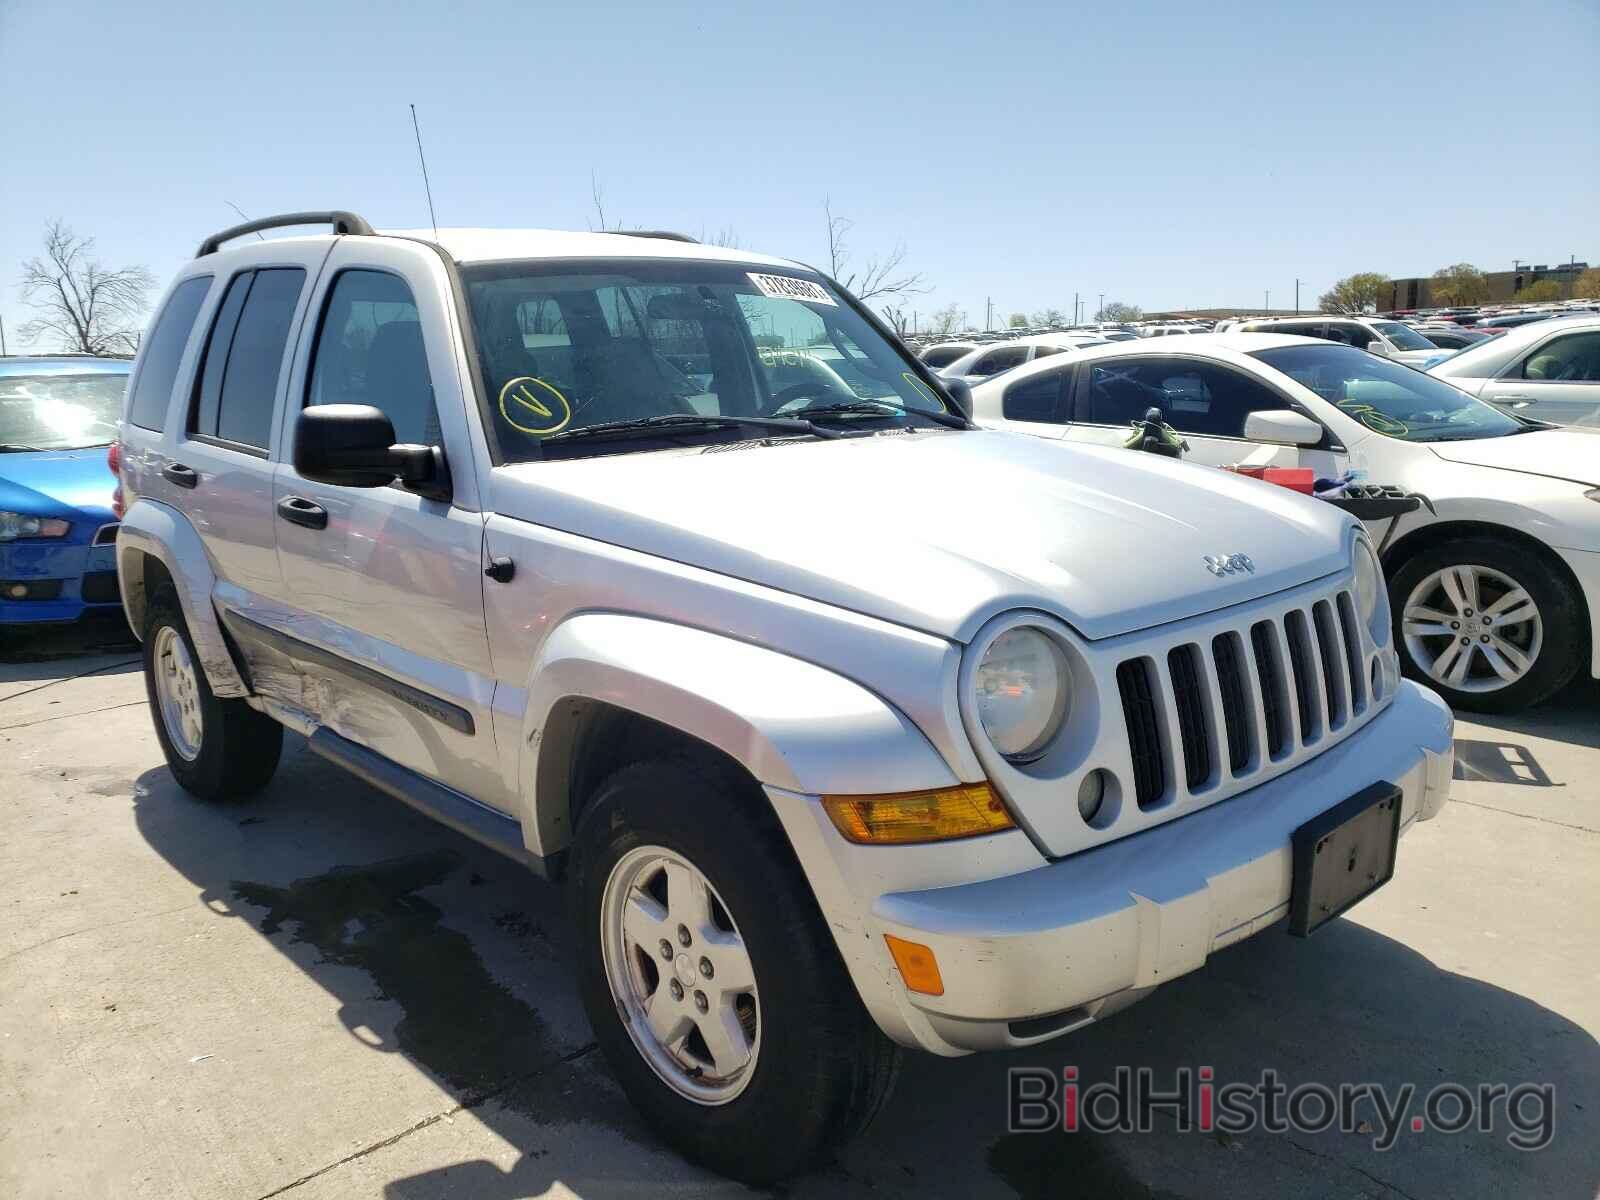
[307,728,560,880]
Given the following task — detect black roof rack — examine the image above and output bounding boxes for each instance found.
[614,230,699,244]
[196,210,376,258]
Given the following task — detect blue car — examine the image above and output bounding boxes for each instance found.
[0,356,130,628]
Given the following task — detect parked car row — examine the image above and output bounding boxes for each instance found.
[88,213,1463,1183]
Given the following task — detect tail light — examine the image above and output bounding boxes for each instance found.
[108,441,125,520]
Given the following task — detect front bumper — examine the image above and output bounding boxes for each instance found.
[775,680,1453,1056]
[0,535,121,625]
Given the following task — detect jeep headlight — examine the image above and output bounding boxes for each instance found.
[974,627,1069,761]
[1353,537,1384,637]
[0,512,70,541]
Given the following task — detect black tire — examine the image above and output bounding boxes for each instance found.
[142,585,282,799]
[568,755,900,1183]
[1388,536,1584,713]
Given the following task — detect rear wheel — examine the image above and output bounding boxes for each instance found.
[569,756,899,1183]
[1390,538,1583,713]
[143,586,282,799]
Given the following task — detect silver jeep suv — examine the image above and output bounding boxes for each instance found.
[115,211,1453,1182]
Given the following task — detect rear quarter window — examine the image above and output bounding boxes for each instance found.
[127,276,213,430]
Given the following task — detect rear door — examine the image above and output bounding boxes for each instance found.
[1478,329,1600,427]
[172,262,318,621]
[267,237,503,805]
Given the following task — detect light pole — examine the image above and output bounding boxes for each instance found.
[1265,289,1270,313]
[1294,278,1300,315]
[1097,293,1104,321]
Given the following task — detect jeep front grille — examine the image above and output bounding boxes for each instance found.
[1115,585,1373,809]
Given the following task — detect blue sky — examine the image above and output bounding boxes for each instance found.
[2,0,1595,346]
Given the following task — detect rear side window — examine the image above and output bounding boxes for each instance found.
[973,346,1028,376]
[127,276,212,430]
[1002,368,1069,423]
[190,268,306,451]
[307,270,441,445]
[922,345,970,368]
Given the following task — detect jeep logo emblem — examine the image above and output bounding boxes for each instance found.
[1204,553,1255,577]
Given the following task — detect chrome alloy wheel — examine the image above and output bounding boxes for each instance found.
[599,845,760,1104]
[1402,564,1542,693]
[153,625,204,760]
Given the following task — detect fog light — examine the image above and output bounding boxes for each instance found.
[7,584,25,599]
[1077,771,1106,824]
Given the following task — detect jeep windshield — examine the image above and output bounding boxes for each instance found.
[1252,343,1527,442]
[0,371,128,451]
[461,259,958,461]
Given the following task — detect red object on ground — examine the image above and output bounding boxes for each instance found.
[1262,467,1315,494]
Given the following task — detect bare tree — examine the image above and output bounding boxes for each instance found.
[824,199,927,302]
[589,172,616,231]
[926,303,964,336]
[880,304,911,336]
[18,221,154,355]
[1030,308,1067,326]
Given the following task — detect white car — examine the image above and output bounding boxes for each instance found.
[1428,314,1600,427]
[917,340,980,369]
[971,333,1600,711]
[1235,316,1452,369]
[937,333,1107,383]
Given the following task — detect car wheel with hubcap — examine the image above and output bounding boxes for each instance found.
[142,584,283,799]
[1390,537,1583,713]
[570,755,899,1184]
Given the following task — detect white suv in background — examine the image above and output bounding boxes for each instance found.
[114,213,1452,1182]
[970,333,1600,712]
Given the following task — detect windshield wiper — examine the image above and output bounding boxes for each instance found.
[540,412,842,445]
[790,399,972,430]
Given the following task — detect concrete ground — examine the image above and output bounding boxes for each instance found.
[1,619,1596,1200]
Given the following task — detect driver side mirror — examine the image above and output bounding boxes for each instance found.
[1242,410,1323,447]
[939,375,973,418]
[294,404,451,502]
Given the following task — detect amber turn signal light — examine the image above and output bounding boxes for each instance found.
[821,782,1014,845]
[884,934,944,996]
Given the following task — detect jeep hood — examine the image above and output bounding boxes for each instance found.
[489,431,1352,643]
[1427,428,1600,487]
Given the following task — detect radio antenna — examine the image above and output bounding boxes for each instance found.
[409,103,440,240]
[224,201,266,239]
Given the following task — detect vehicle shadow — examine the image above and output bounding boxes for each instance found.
[0,613,138,685]
[1462,677,1600,752]
[131,745,1599,1200]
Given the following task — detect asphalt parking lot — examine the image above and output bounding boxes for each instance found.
[1,622,1596,1200]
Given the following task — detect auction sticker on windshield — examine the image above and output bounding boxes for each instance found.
[747,273,837,306]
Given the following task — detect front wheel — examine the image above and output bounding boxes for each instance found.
[1390,538,1584,713]
[569,757,899,1183]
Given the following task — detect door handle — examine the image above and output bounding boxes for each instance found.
[162,462,199,488]
[276,495,329,530]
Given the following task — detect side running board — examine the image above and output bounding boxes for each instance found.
[307,727,560,881]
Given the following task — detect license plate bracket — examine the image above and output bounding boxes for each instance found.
[1288,782,1401,937]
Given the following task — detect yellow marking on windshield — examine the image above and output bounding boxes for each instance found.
[499,376,572,436]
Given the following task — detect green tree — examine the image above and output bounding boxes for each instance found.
[1319,272,1389,314]
[1430,263,1488,307]
[1008,312,1028,328]
[1513,279,1563,303]
[1099,301,1143,322]
[1574,267,1600,300]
